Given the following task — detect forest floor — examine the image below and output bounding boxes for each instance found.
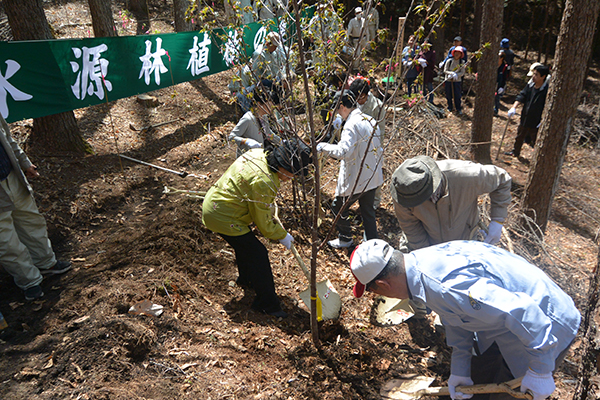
[0,1,599,399]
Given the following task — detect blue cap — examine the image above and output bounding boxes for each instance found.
[501,38,510,48]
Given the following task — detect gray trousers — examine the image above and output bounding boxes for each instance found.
[0,171,56,289]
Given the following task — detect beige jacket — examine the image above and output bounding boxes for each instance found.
[393,159,512,250]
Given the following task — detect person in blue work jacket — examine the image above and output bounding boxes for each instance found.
[350,239,580,400]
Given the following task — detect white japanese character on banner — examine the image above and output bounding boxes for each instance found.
[187,33,211,76]
[70,44,112,101]
[223,30,242,67]
[253,26,268,50]
[139,38,168,86]
[0,60,33,119]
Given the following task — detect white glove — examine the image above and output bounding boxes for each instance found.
[279,233,294,250]
[244,138,262,149]
[521,369,555,400]
[483,221,503,244]
[497,87,504,95]
[332,115,343,130]
[439,60,445,69]
[418,58,427,67]
[450,72,458,80]
[448,375,474,400]
[507,107,516,118]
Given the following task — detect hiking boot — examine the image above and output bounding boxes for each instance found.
[328,238,353,249]
[504,150,518,157]
[251,303,288,319]
[24,285,44,301]
[41,260,72,275]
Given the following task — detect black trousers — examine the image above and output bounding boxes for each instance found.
[331,188,378,242]
[512,124,539,156]
[470,340,572,400]
[219,231,281,313]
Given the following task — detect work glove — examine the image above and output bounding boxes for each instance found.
[497,87,504,95]
[418,58,427,67]
[483,221,503,245]
[448,374,474,400]
[317,142,335,154]
[520,369,555,400]
[332,114,343,130]
[279,233,294,250]
[449,72,458,80]
[439,60,445,69]
[244,138,262,149]
[507,107,516,118]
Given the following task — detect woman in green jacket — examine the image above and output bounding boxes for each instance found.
[202,140,311,318]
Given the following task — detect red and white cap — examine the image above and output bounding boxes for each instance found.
[350,239,393,298]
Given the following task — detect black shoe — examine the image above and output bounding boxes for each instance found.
[41,260,72,275]
[24,285,44,301]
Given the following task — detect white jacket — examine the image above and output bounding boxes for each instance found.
[320,108,384,197]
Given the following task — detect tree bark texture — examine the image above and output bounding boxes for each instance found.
[88,0,118,37]
[572,247,600,400]
[173,0,193,32]
[4,0,89,155]
[3,0,53,40]
[127,0,151,34]
[521,0,600,232]
[470,0,503,163]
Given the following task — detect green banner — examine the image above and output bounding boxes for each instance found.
[0,17,299,123]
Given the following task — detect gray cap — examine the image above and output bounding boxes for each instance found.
[390,156,442,208]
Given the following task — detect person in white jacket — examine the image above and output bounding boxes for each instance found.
[350,239,580,400]
[317,90,384,248]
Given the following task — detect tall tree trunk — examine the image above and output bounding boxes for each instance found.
[472,0,483,71]
[88,0,118,37]
[524,5,536,61]
[538,0,549,62]
[173,0,193,32]
[4,0,90,155]
[507,0,517,39]
[459,0,467,38]
[521,0,600,233]
[128,0,150,34]
[470,0,503,163]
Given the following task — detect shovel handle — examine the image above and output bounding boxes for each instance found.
[413,377,533,399]
[290,244,323,321]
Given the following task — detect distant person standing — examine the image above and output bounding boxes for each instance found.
[443,46,466,114]
[505,63,550,158]
[402,35,420,96]
[346,6,370,70]
[495,50,509,116]
[500,38,515,78]
[366,6,379,44]
[418,38,436,104]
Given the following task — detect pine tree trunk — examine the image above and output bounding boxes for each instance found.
[4,0,90,155]
[524,5,535,61]
[173,0,193,32]
[538,0,549,62]
[521,0,600,233]
[459,0,467,38]
[88,0,118,37]
[470,0,503,163]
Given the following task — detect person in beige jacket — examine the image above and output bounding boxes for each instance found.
[0,117,71,301]
[390,156,512,318]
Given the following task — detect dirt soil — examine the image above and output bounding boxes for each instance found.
[0,1,599,399]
